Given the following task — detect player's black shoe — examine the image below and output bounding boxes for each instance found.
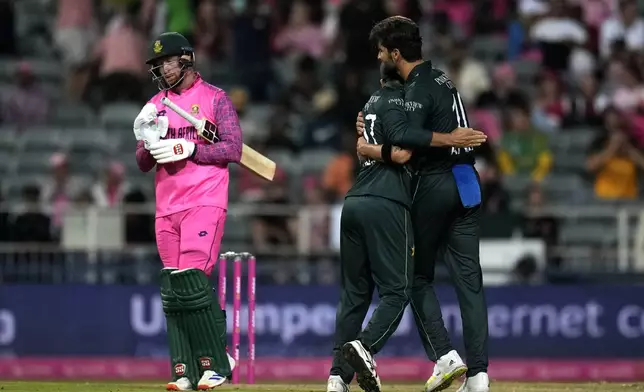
[342,341,381,392]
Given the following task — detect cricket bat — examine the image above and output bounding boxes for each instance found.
[161,96,276,181]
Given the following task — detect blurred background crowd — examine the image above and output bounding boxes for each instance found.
[1,0,644,285]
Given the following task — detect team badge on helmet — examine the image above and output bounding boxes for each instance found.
[146,32,195,90]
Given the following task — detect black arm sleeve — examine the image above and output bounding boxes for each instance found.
[381,104,433,148]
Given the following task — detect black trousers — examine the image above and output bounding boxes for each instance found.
[330,196,414,383]
[409,171,488,377]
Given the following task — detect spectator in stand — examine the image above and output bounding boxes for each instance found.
[473,0,512,35]
[586,107,644,199]
[335,0,387,70]
[596,57,644,117]
[532,71,570,131]
[530,0,588,72]
[438,37,490,106]
[264,108,299,153]
[571,0,614,50]
[231,0,273,101]
[92,5,147,103]
[274,1,326,60]
[54,0,96,101]
[281,56,324,121]
[498,102,553,182]
[564,71,603,127]
[433,0,474,36]
[476,63,527,111]
[599,0,644,59]
[230,87,261,142]
[608,58,644,114]
[40,153,85,233]
[194,0,230,66]
[165,0,195,43]
[91,161,130,208]
[1,62,50,130]
[334,68,369,129]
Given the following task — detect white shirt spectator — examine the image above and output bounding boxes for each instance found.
[531,16,588,45]
[599,15,644,58]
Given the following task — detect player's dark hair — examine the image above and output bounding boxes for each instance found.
[380,63,404,85]
[369,16,423,62]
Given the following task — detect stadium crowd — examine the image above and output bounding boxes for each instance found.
[0,0,644,284]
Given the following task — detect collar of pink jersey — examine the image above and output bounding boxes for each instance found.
[165,72,203,97]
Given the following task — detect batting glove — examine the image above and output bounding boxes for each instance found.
[149,139,195,164]
[133,103,169,150]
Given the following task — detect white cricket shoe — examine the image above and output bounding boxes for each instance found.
[196,353,237,389]
[457,372,490,392]
[197,370,228,390]
[166,377,192,391]
[424,350,468,392]
[341,340,381,392]
[327,375,350,392]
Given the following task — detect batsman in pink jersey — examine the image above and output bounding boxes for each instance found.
[133,32,238,391]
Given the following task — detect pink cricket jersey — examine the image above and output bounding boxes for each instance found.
[135,74,243,217]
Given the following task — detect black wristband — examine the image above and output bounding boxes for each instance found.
[190,144,198,159]
[381,143,393,164]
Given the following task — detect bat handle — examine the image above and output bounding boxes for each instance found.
[161,97,200,128]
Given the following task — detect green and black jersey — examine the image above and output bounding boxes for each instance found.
[404,61,475,174]
[346,82,413,209]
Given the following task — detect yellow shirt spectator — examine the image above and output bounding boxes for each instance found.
[498,105,553,182]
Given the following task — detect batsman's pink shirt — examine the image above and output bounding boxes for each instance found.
[135,74,243,217]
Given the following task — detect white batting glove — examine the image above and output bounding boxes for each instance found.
[142,116,169,149]
[133,104,169,150]
[149,138,195,164]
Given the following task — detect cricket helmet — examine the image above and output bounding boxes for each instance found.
[146,32,196,90]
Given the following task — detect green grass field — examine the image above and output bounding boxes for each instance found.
[2,382,644,392]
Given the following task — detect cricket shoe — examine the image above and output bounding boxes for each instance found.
[327,375,350,392]
[197,370,228,390]
[166,377,192,391]
[196,354,237,389]
[341,340,381,392]
[456,372,490,392]
[424,350,468,392]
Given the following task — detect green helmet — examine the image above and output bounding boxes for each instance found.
[146,32,195,90]
[146,32,194,65]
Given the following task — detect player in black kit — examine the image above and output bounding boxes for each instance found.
[327,64,487,392]
[356,16,490,392]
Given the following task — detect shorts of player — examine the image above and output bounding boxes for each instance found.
[155,206,226,276]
